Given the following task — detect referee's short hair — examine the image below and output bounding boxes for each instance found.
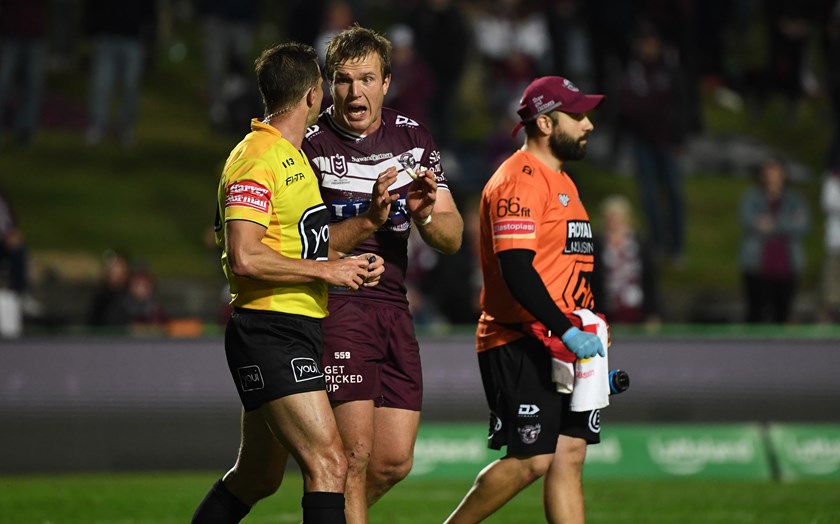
[255,42,320,117]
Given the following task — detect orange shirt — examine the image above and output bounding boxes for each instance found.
[477,149,596,352]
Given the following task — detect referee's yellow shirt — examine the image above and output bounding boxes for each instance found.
[216,119,331,318]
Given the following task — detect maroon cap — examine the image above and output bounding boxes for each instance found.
[511,76,605,136]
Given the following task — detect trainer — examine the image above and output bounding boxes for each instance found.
[191,42,384,524]
[445,76,608,524]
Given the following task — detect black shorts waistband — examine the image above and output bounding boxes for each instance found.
[233,307,321,324]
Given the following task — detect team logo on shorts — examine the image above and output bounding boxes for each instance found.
[588,410,601,433]
[518,423,541,445]
[291,357,324,383]
[237,365,264,392]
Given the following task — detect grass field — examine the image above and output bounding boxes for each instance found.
[2,472,839,524]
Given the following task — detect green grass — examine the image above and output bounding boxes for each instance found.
[1,472,839,523]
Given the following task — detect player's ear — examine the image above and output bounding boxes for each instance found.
[382,73,391,95]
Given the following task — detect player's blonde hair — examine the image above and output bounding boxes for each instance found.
[325,24,392,82]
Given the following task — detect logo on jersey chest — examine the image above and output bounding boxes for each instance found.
[558,193,571,206]
[329,154,347,177]
[564,220,594,255]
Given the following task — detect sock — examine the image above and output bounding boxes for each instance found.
[191,479,251,524]
[301,491,346,524]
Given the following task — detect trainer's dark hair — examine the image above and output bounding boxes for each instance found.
[325,24,392,82]
[255,42,320,117]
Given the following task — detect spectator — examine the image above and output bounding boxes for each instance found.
[314,0,354,67]
[0,188,34,336]
[820,169,840,323]
[197,0,259,131]
[0,0,48,147]
[467,1,552,116]
[384,24,435,126]
[591,194,661,325]
[618,20,687,264]
[823,0,840,172]
[87,249,130,327]
[0,188,30,299]
[121,268,167,326]
[83,0,157,148]
[761,1,823,113]
[738,157,810,324]
[409,0,470,148]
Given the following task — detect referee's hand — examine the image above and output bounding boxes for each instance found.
[560,327,605,359]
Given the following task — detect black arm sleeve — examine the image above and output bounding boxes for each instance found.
[498,249,574,336]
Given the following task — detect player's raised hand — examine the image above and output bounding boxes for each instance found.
[323,257,374,290]
[406,168,436,223]
[366,167,400,227]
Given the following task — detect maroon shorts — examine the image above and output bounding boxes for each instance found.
[321,296,422,410]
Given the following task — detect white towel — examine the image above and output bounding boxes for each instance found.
[551,358,575,394]
[568,309,610,412]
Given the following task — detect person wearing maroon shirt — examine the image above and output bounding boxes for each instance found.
[302,25,463,524]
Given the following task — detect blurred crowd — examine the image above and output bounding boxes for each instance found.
[2,0,840,335]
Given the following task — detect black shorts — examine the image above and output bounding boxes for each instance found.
[225,308,327,412]
[478,336,601,455]
[321,297,422,410]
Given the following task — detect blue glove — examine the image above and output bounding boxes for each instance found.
[560,327,605,359]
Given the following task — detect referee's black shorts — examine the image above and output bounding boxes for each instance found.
[225,308,327,411]
[478,336,601,456]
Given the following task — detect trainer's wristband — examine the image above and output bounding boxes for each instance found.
[415,213,432,226]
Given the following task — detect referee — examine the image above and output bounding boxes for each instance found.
[191,43,384,524]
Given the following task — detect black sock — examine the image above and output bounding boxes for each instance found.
[191,479,251,524]
[301,491,346,524]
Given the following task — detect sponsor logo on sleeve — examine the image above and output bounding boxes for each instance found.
[493,218,536,239]
[225,181,271,213]
[395,115,419,127]
[305,124,320,138]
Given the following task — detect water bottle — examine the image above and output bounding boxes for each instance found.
[609,369,630,395]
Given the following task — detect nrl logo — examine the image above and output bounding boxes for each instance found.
[558,193,571,207]
[330,154,347,177]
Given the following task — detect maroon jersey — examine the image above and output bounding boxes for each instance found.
[303,106,449,304]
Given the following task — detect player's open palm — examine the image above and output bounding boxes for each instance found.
[406,168,436,220]
[367,167,400,226]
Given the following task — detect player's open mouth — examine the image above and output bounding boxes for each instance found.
[347,103,367,120]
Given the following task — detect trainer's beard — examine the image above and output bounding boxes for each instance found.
[550,131,588,162]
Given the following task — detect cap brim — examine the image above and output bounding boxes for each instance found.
[511,94,605,137]
[563,94,605,113]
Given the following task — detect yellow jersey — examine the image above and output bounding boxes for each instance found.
[216,119,331,317]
